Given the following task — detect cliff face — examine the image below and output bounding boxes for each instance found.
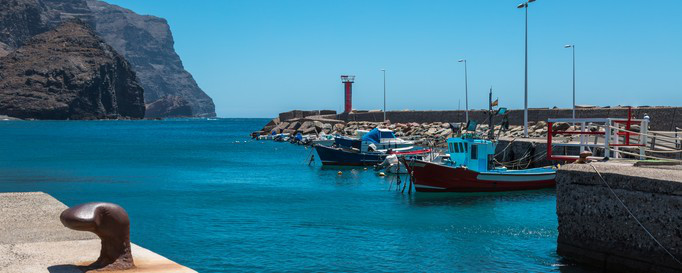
[0,21,145,119]
[0,0,50,55]
[86,0,216,117]
[144,95,193,118]
[0,0,216,118]
[0,0,93,54]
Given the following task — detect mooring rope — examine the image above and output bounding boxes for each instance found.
[589,164,682,267]
[494,137,518,157]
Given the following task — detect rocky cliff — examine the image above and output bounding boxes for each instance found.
[0,0,50,55]
[144,95,192,118]
[0,0,93,55]
[0,0,216,118]
[86,0,216,117]
[0,21,145,119]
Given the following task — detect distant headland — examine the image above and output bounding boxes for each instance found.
[0,0,215,120]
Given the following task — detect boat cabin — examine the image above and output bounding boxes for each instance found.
[446,137,496,172]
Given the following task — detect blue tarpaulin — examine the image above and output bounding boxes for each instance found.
[361,128,381,144]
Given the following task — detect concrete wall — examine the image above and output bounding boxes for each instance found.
[556,163,682,272]
[278,110,336,122]
[340,107,682,131]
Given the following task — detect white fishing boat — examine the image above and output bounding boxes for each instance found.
[311,133,336,146]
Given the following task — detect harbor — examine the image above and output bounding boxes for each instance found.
[251,104,682,272]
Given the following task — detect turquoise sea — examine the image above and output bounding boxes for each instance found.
[0,119,590,272]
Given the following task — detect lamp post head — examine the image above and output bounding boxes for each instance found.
[458,59,465,63]
[517,0,535,8]
[564,44,573,48]
[381,69,385,72]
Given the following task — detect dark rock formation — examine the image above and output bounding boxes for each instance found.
[0,0,216,118]
[0,21,145,119]
[86,0,216,117]
[145,95,192,118]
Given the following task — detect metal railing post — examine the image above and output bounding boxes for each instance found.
[604,119,611,158]
[547,122,554,161]
[579,121,586,153]
[675,127,682,159]
[640,119,648,160]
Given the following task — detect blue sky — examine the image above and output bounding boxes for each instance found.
[105,0,682,118]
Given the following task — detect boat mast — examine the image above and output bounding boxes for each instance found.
[488,87,494,140]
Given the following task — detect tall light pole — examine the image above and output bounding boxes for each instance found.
[517,0,536,138]
[565,44,575,119]
[458,59,469,124]
[381,69,386,122]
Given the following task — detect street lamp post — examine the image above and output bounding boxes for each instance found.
[565,44,575,119]
[458,59,469,124]
[381,69,386,122]
[517,0,536,138]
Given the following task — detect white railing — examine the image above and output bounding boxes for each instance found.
[547,118,650,161]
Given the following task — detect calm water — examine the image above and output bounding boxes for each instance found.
[0,119,584,272]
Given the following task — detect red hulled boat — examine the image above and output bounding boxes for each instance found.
[403,137,556,192]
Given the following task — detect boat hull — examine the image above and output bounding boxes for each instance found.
[405,160,556,192]
[314,145,386,166]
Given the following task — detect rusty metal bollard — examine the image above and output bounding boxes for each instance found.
[576,151,593,164]
[60,202,134,270]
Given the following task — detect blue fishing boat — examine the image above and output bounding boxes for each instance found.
[403,137,556,192]
[403,88,557,192]
[313,144,387,166]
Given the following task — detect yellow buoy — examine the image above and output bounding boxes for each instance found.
[337,171,343,175]
[378,172,386,177]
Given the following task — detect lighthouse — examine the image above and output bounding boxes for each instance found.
[340,75,355,113]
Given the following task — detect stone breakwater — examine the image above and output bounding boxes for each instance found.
[255,110,594,147]
[556,162,682,272]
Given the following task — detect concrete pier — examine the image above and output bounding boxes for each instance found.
[0,192,196,273]
[556,162,682,272]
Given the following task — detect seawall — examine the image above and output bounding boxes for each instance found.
[257,106,682,136]
[556,162,682,272]
[343,107,682,131]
